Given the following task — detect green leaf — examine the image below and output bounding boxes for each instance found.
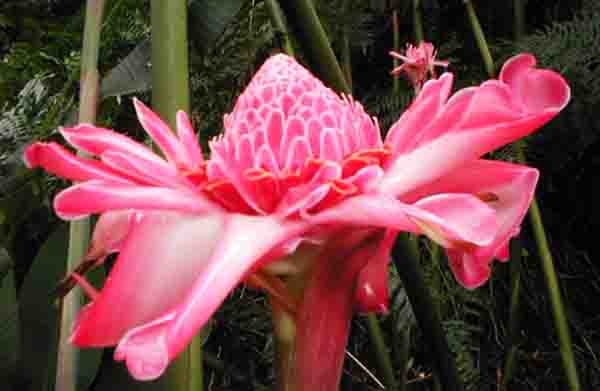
[100,39,151,99]
[18,225,104,391]
[0,249,19,385]
[98,0,243,99]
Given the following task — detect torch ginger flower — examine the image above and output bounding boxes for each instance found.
[24,53,569,388]
[390,41,449,92]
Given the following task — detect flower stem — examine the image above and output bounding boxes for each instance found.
[464,0,495,78]
[150,1,203,390]
[413,0,424,43]
[277,0,350,94]
[393,234,463,391]
[502,238,523,388]
[55,2,105,391]
[527,197,581,391]
[265,0,295,57]
[366,314,398,390]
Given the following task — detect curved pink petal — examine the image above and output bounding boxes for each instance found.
[23,142,132,184]
[176,110,204,168]
[308,193,498,248]
[60,124,172,170]
[112,216,309,380]
[354,229,397,313]
[295,233,383,391]
[71,212,225,348]
[381,54,569,196]
[133,98,188,167]
[101,151,191,188]
[402,159,538,288]
[54,180,220,220]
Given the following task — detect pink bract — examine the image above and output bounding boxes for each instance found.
[24,53,569,388]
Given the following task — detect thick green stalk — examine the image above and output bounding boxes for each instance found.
[513,0,526,41]
[277,0,350,94]
[151,0,190,127]
[528,198,581,390]
[464,0,495,78]
[366,314,398,390]
[413,0,424,44]
[55,2,105,391]
[151,2,202,390]
[392,9,401,94]
[265,0,295,56]
[393,234,463,391]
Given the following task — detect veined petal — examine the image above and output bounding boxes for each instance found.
[381,54,569,197]
[308,193,498,247]
[54,180,220,220]
[113,215,309,380]
[403,159,538,288]
[24,142,132,184]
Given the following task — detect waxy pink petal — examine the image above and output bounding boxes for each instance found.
[381,53,570,196]
[112,215,309,380]
[24,142,132,184]
[403,159,538,288]
[54,180,219,220]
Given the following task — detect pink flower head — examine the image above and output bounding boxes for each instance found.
[24,53,569,388]
[390,41,449,92]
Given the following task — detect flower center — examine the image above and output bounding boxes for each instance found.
[182,145,392,216]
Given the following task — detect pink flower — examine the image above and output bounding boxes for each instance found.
[24,53,569,388]
[390,41,449,92]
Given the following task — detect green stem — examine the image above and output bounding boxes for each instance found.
[277,0,350,94]
[396,326,410,391]
[528,197,581,391]
[413,0,424,44]
[464,0,495,78]
[392,9,401,95]
[151,0,190,128]
[151,2,203,390]
[55,2,105,391]
[502,238,523,389]
[265,0,295,56]
[393,234,463,391]
[366,314,398,391]
[513,0,526,41]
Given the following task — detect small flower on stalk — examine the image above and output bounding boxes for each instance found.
[390,41,449,93]
[25,53,569,389]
